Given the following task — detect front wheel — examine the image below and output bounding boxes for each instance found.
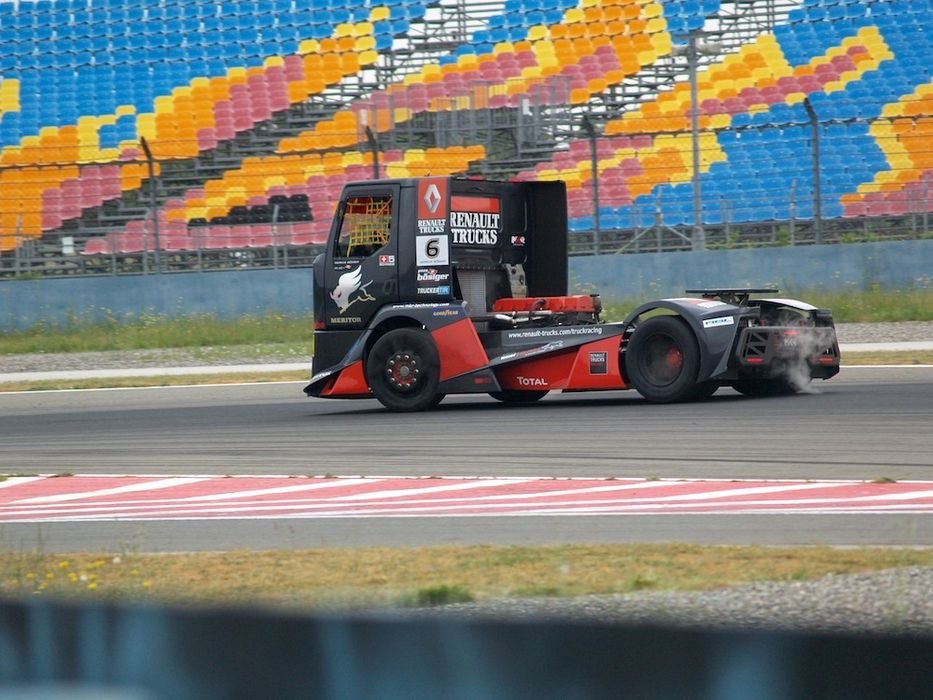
[626,316,702,403]
[365,328,441,412]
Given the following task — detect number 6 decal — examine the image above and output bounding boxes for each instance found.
[416,234,449,266]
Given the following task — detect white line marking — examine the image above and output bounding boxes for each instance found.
[330,478,538,501]
[12,477,211,504]
[608,482,846,503]
[0,476,45,490]
[175,477,385,502]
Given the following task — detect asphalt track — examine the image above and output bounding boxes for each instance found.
[0,366,931,552]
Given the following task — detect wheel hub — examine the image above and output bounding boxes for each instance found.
[643,335,683,386]
[386,352,421,392]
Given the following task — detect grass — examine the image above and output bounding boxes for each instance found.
[804,288,933,323]
[0,312,312,355]
[1,544,930,610]
[599,288,933,324]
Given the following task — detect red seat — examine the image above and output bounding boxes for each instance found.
[82,237,112,255]
[288,222,315,245]
[248,225,274,247]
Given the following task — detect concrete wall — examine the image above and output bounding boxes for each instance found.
[1,267,314,331]
[2,240,931,330]
[570,239,933,299]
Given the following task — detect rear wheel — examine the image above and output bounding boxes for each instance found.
[365,328,441,412]
[489,389,549,404]
[626,316,701,403]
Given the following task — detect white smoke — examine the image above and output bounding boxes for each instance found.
[781,328,834,394]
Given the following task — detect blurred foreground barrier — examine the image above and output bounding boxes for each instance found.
[1,598,931,699]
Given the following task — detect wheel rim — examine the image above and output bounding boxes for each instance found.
[385,351,422,393]
[641,334,683,386]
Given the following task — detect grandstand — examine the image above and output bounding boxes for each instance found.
[0,0,930,276]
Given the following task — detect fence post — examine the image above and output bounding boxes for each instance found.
[365,126,380,179]
[923,172,930,235]
[139,137,162,272]
[803,98,822,244]
[581,114,600,254]
[687,31,706,251]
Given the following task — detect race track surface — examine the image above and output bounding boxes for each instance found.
[1,367,931,551]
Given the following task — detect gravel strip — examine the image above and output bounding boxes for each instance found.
[1,322,930,375]
[835,321,933,344]
[410,567,933,637]
[0,347,311,374]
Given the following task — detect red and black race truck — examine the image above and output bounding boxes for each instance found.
[305,176,840,411]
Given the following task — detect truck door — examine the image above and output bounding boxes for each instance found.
[323,184,400,330]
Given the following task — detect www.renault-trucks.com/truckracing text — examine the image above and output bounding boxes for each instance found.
[304,176,840,412]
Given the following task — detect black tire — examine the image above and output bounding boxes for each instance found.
[365,328,441,412]
[488,389,549,404]
[626,316,702,403]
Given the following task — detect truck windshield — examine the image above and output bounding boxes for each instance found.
[334,194,393,258]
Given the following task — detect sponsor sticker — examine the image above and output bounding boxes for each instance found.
[378,254,396,266]
[418,179,448,236]
[330,265,375,314]
[515,376,547,387]
[697,300,726,308]
[417,285,450,296]
[416,235,450,266]
[702,316,735,329]
[510,235,526,246]
[506,326,605,341]
[418,179,447,219]
[450,213,500,246]
[450,195,501,247]
[589,351,608,375]
[416,268,451,283]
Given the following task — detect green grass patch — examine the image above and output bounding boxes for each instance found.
[408,584,475,607]
[600,288,933,324]
[1,544,929,611]
[801,288,933,323]
[0,312,312,355]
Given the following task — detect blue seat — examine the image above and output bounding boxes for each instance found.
[376,34,393,50]
[489,27,508,43]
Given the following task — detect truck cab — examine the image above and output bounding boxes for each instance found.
[309,177,601,401]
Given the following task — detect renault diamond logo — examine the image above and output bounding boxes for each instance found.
[423,183,441,213]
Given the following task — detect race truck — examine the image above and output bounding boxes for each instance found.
[304,176,840,412]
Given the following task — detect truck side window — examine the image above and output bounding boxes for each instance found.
[334,195,392,258]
